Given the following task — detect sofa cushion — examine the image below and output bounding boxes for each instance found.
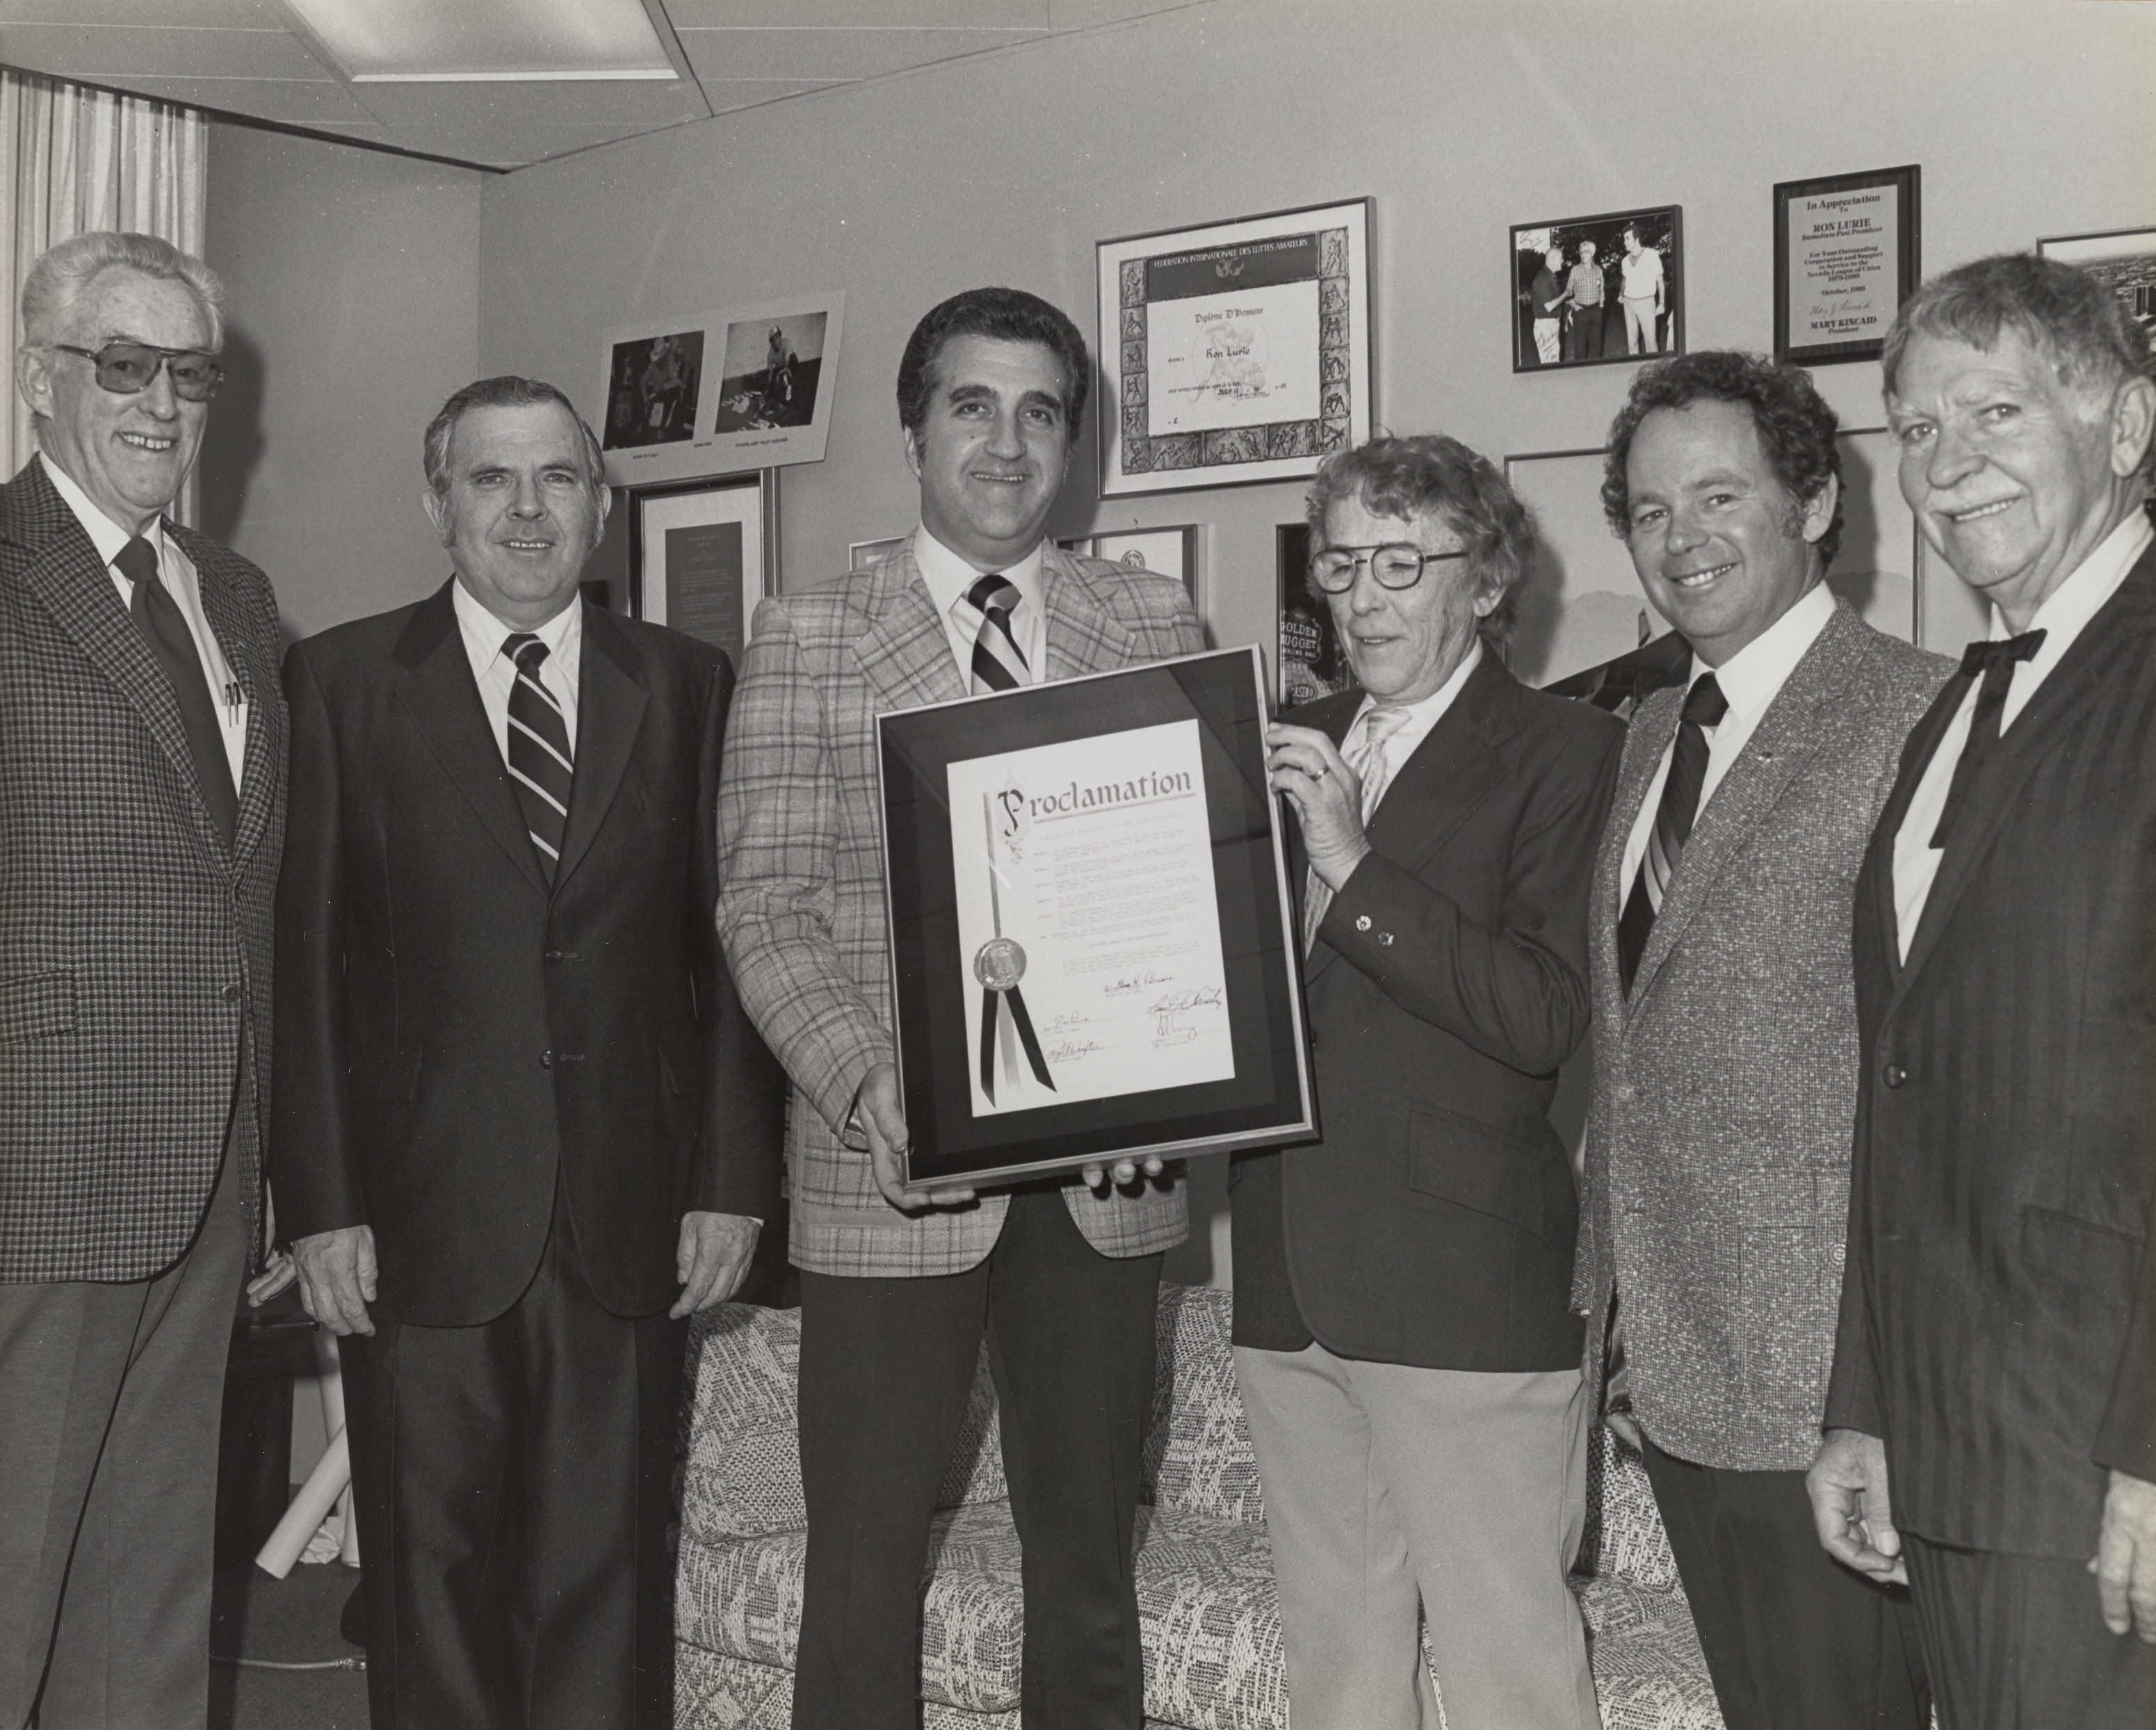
[681,1498,1287,1727]
[1143,1286,1266,1526]
[681,1304,1006,1547]
[1575,1574,1721,1730]
[1584,1426,1680,1592]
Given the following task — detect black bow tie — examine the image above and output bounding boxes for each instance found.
[1959,629,2046,679]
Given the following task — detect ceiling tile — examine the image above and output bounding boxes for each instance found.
[663,0,1048,24]
[676,25,1044,82]
[0,1,289,24]
[1044,0,1199,24]
[375,120,671,170]
[698,76,851,112]
[348,76,705,128]
[0,22,332,81]
[49,74,380,127]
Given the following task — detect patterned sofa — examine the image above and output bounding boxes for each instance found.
[675,1283,1721,1729]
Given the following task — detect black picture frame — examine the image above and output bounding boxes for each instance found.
[1511,204,1683,373]
[1773,165,1920,365]
[626,470,779,666]
[876,647,1316,1190]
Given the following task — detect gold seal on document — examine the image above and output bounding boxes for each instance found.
[973,937,1027,992]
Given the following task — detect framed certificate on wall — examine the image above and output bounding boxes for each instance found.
[1774,165,1920,365]
[627,471,779,665]
[876,647,1315,1192]
[1096,200,1372,497]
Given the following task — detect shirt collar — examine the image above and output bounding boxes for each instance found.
[911,524,1046,624]
[452,576,583,681]
[1994,509,2153,645]
[1353,638,1484,737]
[38,451,168,572]
[1695,579,1835,721]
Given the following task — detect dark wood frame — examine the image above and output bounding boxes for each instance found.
[1773,165,1920,365]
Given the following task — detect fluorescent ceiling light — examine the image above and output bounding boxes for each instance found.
[286,0,677,83]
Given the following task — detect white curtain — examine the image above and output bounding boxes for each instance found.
[1,70,207,517]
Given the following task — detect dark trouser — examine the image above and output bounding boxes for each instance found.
[1904,1530,2156,1730]
[0,1133,248,1730]
[1642,1437,1929,1730]
[1568,304,1605,359]
[792,1188,1162,1730]
[343,1193,682,1730]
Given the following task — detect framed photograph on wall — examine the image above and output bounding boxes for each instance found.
[2037,226,2156,357]
[599,291,845,487]
[1065,525,1203,609]
[1773,165,1920,365]
[629,471,779,667]
[1513,205,1682,373]
[1276,521,1352,709]
[1096,199,1372,498]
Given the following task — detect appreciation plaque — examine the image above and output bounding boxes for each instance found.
[876,646,1316,1192]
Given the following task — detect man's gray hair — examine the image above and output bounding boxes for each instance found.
[421,376,606,502]
[19,231,225,350]
[1883,252,2155,426]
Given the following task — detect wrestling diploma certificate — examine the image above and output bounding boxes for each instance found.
[876,647,1315,1190]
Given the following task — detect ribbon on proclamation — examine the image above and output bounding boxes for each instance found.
[975,794,1056,1105]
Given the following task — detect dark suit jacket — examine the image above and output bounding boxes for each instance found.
[1231,652,1623,1371]
[0,455,287,1282]
[1825,540,2156,1556]
[270,581,784,1327]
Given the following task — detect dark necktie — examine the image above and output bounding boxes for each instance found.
[1930,631,2045,848]
[503,633,574,881]
[1617,672,1728,994]
[966,574,1028,693]
[116,535,237,844]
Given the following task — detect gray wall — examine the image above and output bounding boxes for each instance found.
[201,122,483,640]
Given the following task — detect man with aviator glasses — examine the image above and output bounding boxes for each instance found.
[0,231,286,1730]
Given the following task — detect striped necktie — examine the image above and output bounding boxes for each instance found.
[503,633,574,881]
[964,574,1029,693]
[1616,672,1727,994]
[1303,704,1413,954]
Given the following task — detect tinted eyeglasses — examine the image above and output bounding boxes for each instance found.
[1309,542,1470,593]
[53,341,225,403]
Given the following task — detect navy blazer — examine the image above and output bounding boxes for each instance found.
[270,581,784,1326]
[1231,650,1623,1372]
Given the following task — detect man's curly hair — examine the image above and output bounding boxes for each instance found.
[1600,350,1844,567]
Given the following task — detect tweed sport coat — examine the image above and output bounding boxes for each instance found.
[1826,541,2156,1556]
[0,455,288,1282]
[1573,599,1949,1471]
[717,541,1204,1278]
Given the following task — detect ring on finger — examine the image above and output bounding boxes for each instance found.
[1312,763,1329,779]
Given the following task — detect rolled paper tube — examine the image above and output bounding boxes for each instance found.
[257,1425,350,1580]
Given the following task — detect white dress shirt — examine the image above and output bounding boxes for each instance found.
[453,579,583,763]
[42,452,248,788]
[911,524,1047,687]
[1619,580,1836,902]
[1346,639,1484,814]
[1891,509,2153,958]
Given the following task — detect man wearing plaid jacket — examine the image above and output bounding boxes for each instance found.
[0,233,286,1730]
[717,287,1202,1730]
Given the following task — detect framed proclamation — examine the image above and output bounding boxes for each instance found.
[1774,165,1920,365]
[876,647,1315,1192]
[1096,200,1372,498]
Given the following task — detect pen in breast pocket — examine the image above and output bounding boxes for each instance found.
[223,681,243,716]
